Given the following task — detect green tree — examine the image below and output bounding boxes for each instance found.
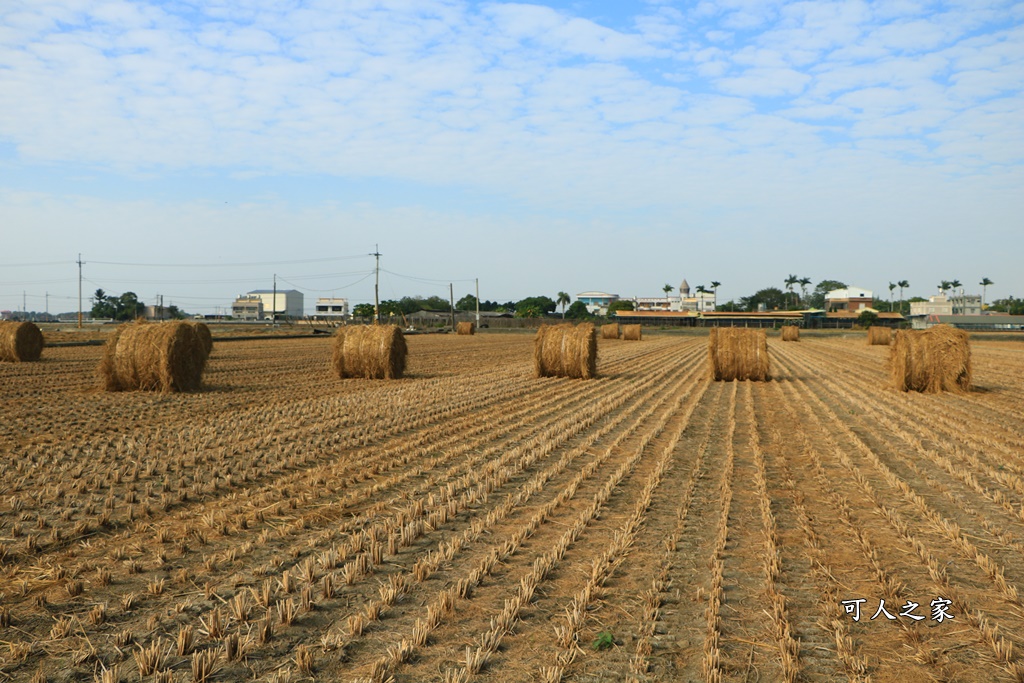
[114,292,143,321]
[557,291,571,319]
[716,300,741,312]
[607,300,635,316]
[808,280,847,309]
[784,275,799,310]
[888,282,896,310]
[456,294,477,311]
[565,301,590,319]
[710,281,721,308]
[515,296,556,317]
[980,277,994,309]
[352,303,375,318]
[857,309,879,328]
[90,288,115,319]
[798,277,812,305]
[662,284,674,296]
[741,287,787,312]
[989,297,1024,315]
[897,280,909,314]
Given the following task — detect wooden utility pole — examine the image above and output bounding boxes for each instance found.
[475,277,480,328]
[77,253,83,328]
[449,282,455,330]
[371,245,381,324]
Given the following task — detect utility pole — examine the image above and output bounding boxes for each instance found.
[475,277,480,328]
[449,283,455,330]
[370,245,381,324]
[272,274,277,325]
[45,291,49,316]
[23,290,26,314]
[77,253,83,328]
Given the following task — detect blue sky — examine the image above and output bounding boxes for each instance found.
[1,0,1022,314]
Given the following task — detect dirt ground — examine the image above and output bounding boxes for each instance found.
[1,332,1024,682]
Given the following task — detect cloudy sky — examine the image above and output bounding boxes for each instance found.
[1,0,1022,315]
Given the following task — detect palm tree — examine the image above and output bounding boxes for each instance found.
[710,281,721,309]
[980,277,994,310]
[557,291,570,319]
[939,280,952,295]
[898,280,909,314]
[798,277,812,307]
[662,284,674,296]
[888,282,896,311]
[695,285,708,312]
[949,279,963,313]
[784,274,799,310]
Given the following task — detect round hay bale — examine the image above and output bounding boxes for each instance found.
[333,325,407,379]
[98,320,208,392]
[708,327,770,381]
[867,326,891,346]
[189,322,214,356]
[621,324,642,341]
[0,321,44,362]
[890,325,971,393]
[600,323,620,340]
[534,323,597,379]
[455,322,475,336]
[780,326,800,342]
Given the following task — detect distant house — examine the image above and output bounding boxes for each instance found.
[314,297,349,319]
[576,291,619,315]
[231,295,264,321]
[825,286,873,312]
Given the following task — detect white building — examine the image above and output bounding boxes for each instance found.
[910,294,981,318]
[314,297,349,319]
[635,280,715,313]
[576,291,619,315]
[245,289,304,320]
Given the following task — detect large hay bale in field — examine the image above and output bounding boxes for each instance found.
[189,321,214,356]
[333,325,407,379]
[622,324,642,341]
[780,326,800,342]
[867,326,891,346]
[98,321,208,392]
[456,322,475,336]
[600,323,620,340]
[890,325,971,393]
[0,321,44,362]
[534,323,597,379]
[708,328,770,381]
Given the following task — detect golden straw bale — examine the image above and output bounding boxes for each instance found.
[98,321,208,392]
[189,322,214,356]
[867,326,891,346]
[622,324,642,341]
[708,327,770,381]
[600,323,620,340]
[0,321,44,362]
[780,326,800,342]
[333,325,407,379]
[890,325,971,393]
[534,323,597,379]
[455,322,475,335]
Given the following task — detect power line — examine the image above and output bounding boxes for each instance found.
[87,255,370,268]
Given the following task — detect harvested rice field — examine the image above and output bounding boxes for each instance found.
[2,332,1024,682]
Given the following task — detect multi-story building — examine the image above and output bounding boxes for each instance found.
[825,286,873,312]
[246,290,304,320]
[314,297,349,319]
[231,295,264,321]
[576,291,619,315]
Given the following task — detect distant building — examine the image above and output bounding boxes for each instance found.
[246,290,304,320]
[231,295,264,321]
[314,297,349,319]
[825,286,873,312]
[577,291,619,315]
[909,295,953,318]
